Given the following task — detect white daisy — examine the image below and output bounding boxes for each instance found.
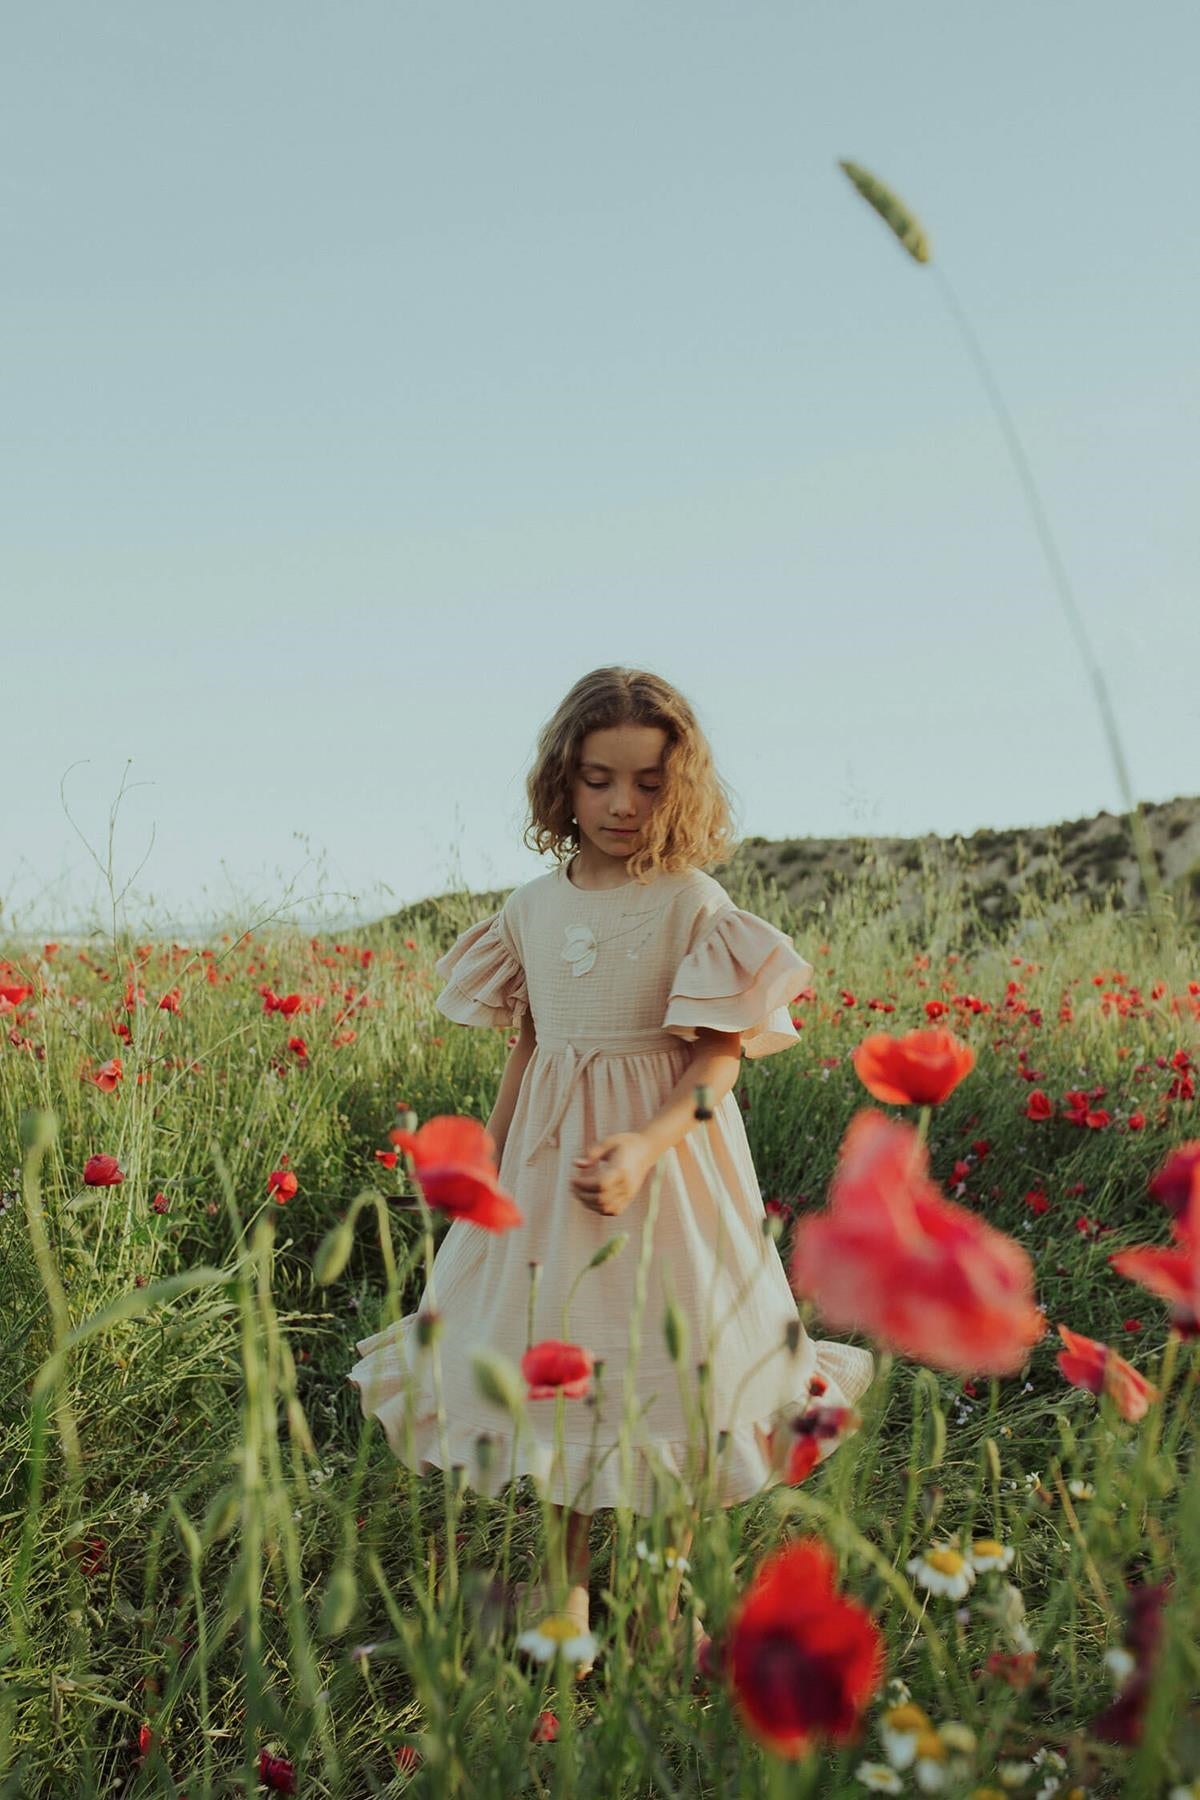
[999,1760,1036,1786]
[906,1546,976,1600]
[634,1539,690,1573]
[1103,1646,1136,1685]
[514,1614,599,1669]
[879,1702,933,1770]
[912,1731,948,1793]
[855,1763,904,1793]
[1067,1478,1095,1501]
[969,1537,1015,1573]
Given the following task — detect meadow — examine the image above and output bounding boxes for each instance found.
[1,848,1197,1799]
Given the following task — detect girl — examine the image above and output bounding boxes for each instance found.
[349,666,874,1663]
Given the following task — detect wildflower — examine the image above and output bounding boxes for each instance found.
[1092,1578,1170,1745]
[521,1339,594,1400]
[258,1750,297,1793]
[790,1110,1045,1376]
[635,1539,690,1572]
[1067,1479,1095,1501]
[92,1056,124,1092]
[1148,1141,1200,1221]
[394,1744,421,1772]
[151,1191,170,1215]
[968,1538,1014,1573]
[84,1154,125,1187]
[985,1651,1037,1688]
[998,1761,1036,1786]
[851,1027,975,1106]
[727,1536,884,1757]
[879,1701,934,1769]
[267,1168,299,1204]
[1056,1325,1159,1421]
[514,1613,598,1669]
[389,1114,524,1232]
[907,1546,975,1600]
[856,1764,904,1793]
[1025,1091,1054,1121]
[912,1728,949,1791]
[768,1400,862,1484]
[530,1710,559,1742]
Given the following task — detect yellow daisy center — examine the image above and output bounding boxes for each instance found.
[883,1702,932,1733]
[914,1730,947,1761]
[537,1615,579,1643]
[972,1539,1005,1559]
[926,1548,966,1575]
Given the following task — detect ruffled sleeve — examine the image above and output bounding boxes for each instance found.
[434,902,529,1030]
[662,906,813,1059]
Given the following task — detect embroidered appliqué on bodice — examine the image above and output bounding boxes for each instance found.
[560,899,671,978]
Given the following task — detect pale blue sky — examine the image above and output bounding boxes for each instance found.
[5,3,1197,936]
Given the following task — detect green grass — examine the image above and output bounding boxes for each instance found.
[1,856,1197,1798]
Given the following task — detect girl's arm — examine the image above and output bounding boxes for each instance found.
[485,1008,538,1165]
[637,1028,743,1163]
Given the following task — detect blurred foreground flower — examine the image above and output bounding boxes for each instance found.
[727,1536,883,1758]
[390,1115,524,1232]
[851,1028,975,1107]
[1109,1164,1200,1337]
[521,1339,594,1399]
[789,1110,1045,1375]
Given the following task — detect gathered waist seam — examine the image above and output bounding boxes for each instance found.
[535,1030,682,1057]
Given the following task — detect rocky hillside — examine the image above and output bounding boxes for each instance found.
[720,793,1200,931]
[386,795,1200,945]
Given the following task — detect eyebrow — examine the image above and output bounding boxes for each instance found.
[580,761,663,774]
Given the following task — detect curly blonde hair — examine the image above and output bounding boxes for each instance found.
[523,667,740,882]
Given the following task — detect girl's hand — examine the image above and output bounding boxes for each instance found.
[570,1132,654,1217]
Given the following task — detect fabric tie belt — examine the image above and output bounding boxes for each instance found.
[524,1027,683,1165]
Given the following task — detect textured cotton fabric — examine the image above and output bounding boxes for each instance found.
[349,858,875,1516]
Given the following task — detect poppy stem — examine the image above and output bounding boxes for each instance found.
[915,1105,931,1147]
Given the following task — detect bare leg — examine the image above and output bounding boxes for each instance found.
[544,1504,592,1593]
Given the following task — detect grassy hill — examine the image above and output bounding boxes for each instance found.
[384,794,1200,947]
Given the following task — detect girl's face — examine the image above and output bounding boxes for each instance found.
[571,724,668,869]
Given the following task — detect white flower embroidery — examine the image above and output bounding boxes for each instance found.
[562,924,597,977]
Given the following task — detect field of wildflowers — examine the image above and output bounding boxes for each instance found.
[1,852,1197,1799]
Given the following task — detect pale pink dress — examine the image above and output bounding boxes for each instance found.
[348,858,874,1516]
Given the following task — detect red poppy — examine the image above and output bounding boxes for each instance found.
[1055,1325,1159,1422]
[851,1028,975,1107]
[521,1339,594,1399]
[157,989,181,1014]
[287,1036,308,1060]
[267,1168,299,1204]
[84,1153,125,1187]
[374,1149,398,1169]
[151,1191,170,1215]
[395,1744,421,1772]
[789,1110,1045,1376]
[1148,1141,1200,1222]
[1109,1177,1200,1338]
[1025,1090,1054,1121]
[727,1537,883,1757]
[0,983,33,1010]
[258,1751,297,1793]
[984,1650,1037,1689]
[390,1115,523,1232]
[92,1056,124,1092]
[530,1711,559,1742]
[768,1403,860,1485]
